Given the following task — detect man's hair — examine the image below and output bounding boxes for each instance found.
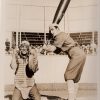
[54,26,59,29]
[49,23,60,30]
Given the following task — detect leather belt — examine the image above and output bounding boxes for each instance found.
[67,44,78,52]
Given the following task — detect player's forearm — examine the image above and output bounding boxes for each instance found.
[10,54,17,71]
[29,55,37,66]
[43,45,56,52]
[28,53,39,73]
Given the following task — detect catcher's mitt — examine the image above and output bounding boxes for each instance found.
[26,48,39,78]
[26,63,38,78]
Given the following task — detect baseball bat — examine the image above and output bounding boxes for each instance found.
[53,0,71,24]
[41,0,71,54]
[53,0,64,23]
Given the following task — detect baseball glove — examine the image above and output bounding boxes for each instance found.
[26,49,39,78]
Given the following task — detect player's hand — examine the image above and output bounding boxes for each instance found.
[42,44,47,50]
[43,44,56,52]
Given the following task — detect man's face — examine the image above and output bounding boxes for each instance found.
[20,45,29,55]
[49,26,58,36]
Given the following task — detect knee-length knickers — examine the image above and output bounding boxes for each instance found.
[64,47,86,83]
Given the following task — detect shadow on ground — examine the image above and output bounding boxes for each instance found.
[5,94,67,100]
[41,95,67,100]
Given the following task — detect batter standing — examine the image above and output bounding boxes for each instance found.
[43,24,86,100]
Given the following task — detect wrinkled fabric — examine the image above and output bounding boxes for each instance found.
[53,32,86,83]
[14,57,35,99]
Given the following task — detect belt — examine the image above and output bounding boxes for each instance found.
[67,44,78,52]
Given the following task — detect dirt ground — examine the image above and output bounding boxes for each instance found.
[5,89,97,100]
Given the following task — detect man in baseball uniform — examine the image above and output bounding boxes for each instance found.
[43,24,86,100]
[10,41,41,100]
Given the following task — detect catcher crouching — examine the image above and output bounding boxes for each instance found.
[10,41,41,100]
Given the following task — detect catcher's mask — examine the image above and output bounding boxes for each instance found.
[19,41,30,58]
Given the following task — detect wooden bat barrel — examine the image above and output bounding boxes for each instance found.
[53,0,71,24]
